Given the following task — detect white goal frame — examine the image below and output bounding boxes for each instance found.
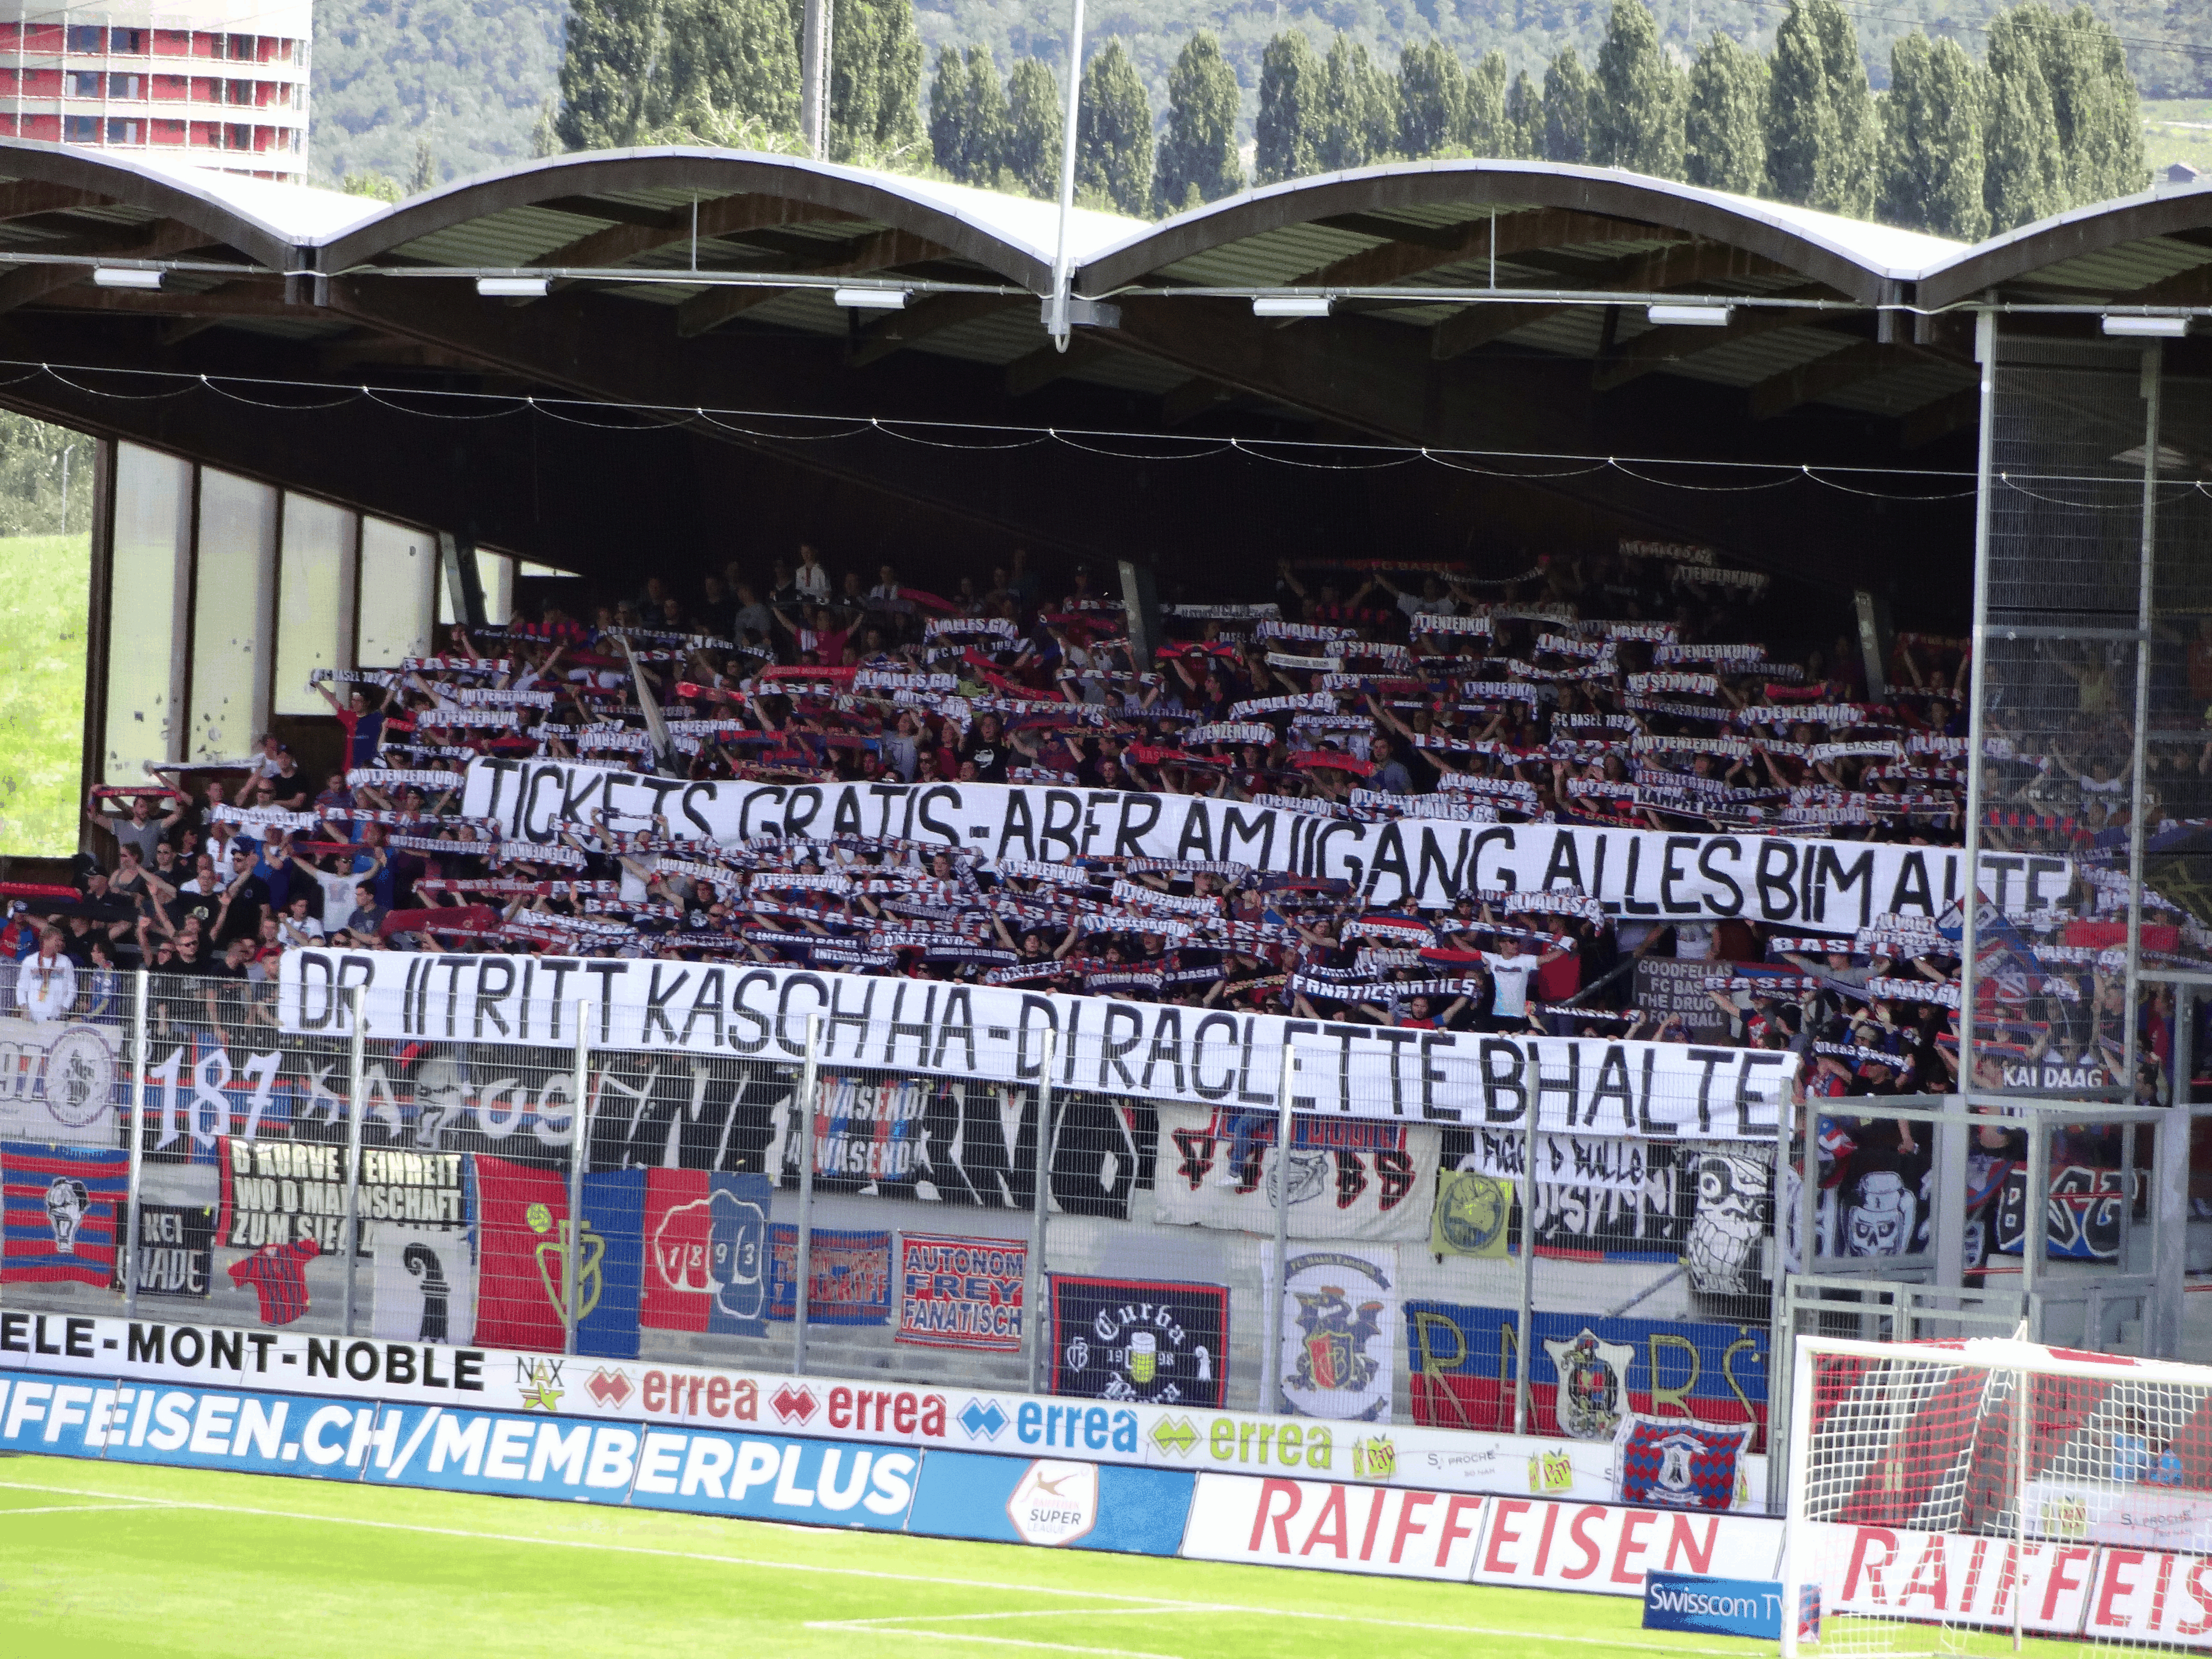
[1781,1335,2212,1658]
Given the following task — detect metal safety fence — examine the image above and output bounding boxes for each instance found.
[0,968,1795,1475]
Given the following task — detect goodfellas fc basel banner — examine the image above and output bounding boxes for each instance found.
[463,758,2020,923]
[280,953,1799,1139]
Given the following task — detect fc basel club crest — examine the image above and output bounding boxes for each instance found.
[1293,1291,1386,1395]
[1543,1327,1635,1441]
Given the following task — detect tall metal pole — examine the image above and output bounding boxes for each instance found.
[799,0,832,160]
[2122,343,2162,1095]
[338,984,367,1337]
[121,968,149,1319]
[1260,1040,1297,1416]
[565,998,589,1358]
[1765,1071,1796,1493]
[1020,1029,1058,1395]
[1045,0,1087,351]
[1957,309,2001,1103]
[791,1011,823,1377]
[2012,1357,2029,1651]
[1513,1047,1540,1437]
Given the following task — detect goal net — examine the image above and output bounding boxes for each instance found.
[1783,1337,2212,1658]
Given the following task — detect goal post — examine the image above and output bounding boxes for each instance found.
[1782,1335,2212,1658]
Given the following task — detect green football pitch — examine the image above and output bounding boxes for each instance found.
[0,1454,2079,1659]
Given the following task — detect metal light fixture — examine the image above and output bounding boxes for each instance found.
[92,267,162,290]
[2102,314,2188,338]
[832,287,908,310]
[1253,295,1332,319]
[1646,303,1732,327]
[476,275,549,298]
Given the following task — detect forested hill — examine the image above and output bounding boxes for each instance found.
[308,0,2207,187]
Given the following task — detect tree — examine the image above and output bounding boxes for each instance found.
[556,0,661,150]
[1464,48,1512,156]
[409,138,439,193]
[2033,4,2144,205]
[1255,30,1326,184]
[1880,33,1989,239]
[530,101,560,158]
[815,0,924,164]
[930,45,1006,183]
[340,170,403,201]
[1767,0,1875,213]
[1397,39,1464,160]
[1505,71,1541,161]
[1814,0,1879,216]
[662,0,797,140]
[1156,31,1243,211]
[1984,5,2065,229]
[1003,57,1062,200]
[1592,0,1684,179]
[1684,32,1767,195]
[1541,46,1592,164]
[1321,34,1397,171]
[1077,39,1152,215]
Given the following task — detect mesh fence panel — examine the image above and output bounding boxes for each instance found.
[1796,1344,2212,1657]
[0,974,1789,1472]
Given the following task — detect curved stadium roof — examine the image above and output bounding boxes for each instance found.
[0,136,2201,588]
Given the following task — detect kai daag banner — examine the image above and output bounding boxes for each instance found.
[117,1203,215,1300]
[1155,1105,1439,1242]
[280,951,1801,1139]
[462,758,2009,924]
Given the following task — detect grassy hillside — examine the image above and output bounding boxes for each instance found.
[311,0,565,187]
[0,533,90,859]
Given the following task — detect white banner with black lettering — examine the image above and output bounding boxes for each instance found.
[461,758,2047,923]
[279,951,1797,1138]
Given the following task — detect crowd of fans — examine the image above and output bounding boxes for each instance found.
[13,539,2205,1110]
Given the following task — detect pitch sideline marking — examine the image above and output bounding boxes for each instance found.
[807,1620,1183,1659]
[0,1474,1760,1654]
[819,1606,1762,1657]
[0,1502,179,1516]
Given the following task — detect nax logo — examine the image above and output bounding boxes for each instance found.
[771,1384,818,1425]
[959,1399,1008,1441]
[587,1368,633,1409]
[1150,1415,1198,1458]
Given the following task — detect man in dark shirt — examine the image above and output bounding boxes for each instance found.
[212,847,272,946]
[961,713,1011,783]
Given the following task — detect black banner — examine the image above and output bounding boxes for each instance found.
[1051,1275,1228,1407]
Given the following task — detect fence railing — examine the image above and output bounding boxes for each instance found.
[0,964,2172,1505]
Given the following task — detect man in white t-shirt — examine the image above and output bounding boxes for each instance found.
[16,929,77,1024]
[1481,936,1574,1031]
[278,894,326,947]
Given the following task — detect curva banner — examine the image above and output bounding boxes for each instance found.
[278,951,1799,1139]
[1180,1472,1488,1579]
[460,758,2013,922]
